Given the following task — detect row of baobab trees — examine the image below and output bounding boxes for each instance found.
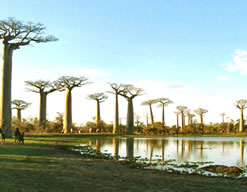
[11,77,247,136]
[139,99,247,133]
[12,79,146,135]
[1,18,247,137]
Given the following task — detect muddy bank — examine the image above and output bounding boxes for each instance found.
[67,145,247,191]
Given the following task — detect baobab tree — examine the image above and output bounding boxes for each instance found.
[12,100,31,121]
[235,99,247,132]
[189,114,195,125]
[141,99,157,126]
[108,83,124,134]
[156,97,173,126]
[145,112,149,127]
[87,92,108,127]
[119,84,144,134]
[174,111,180,129]
[194,108,208,125]
[176,106,188,133]
[134,113,141,126]
[56,76,89,133]
[0,18,57,136]
[185,109,191,125]
[220,112,226,124]
[25,80,58,128]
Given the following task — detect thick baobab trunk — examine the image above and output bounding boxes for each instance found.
[200,114,203,125]
[17,109,21,121]
[176,114,179,129]
[162,104,165,126]
[0,45,13,137]
[149,104,154,125]
[239,108,244,132]
[39,93,47,129]
[181,113,185,132]
[63,89,72,133]
[113,94,119,134]
[126,99,134,134]
[96,100,100,125]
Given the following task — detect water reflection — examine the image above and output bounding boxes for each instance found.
[88,137,247,168]
[113,138,119,160]
[240,139,244,166]
[126,138,134,160]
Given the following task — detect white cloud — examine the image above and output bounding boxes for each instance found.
[225,49,247,74]
[217,76,231,81]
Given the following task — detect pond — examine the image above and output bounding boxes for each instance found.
[80,137,247,177]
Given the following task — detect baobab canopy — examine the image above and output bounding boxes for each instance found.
[0,18,58,47]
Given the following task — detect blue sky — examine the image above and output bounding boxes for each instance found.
[1,0,247,125]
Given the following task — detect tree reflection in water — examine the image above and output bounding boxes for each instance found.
[87,137,247,167]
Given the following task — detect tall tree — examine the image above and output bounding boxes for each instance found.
[194,108,208,125]
[119,84,144,134]
[0,18,57,136]
[185,109,191,125]
[235,99,247,132]
[156,98,173,126]
[220,112,226,123]
[56,76,89,133]
[141,99,157,126]
[108,83,124,134]
[25,80,58,128]
[87,92,108,127]
[174,111,180,129]
[176,106,188,133]
[134,113,141,126]
[55,112,64,128]
[189,114,195,125]
[145,112,149,127]
[12,100,31,121]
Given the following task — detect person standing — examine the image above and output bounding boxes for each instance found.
[14,128,21,144]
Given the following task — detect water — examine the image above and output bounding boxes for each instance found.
[83,137,247,177]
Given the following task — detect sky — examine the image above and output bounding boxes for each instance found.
[1,0,247,126]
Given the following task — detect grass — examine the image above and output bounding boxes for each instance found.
[0,134,247,192]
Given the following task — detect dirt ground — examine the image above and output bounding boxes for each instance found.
[59,154,247,192]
